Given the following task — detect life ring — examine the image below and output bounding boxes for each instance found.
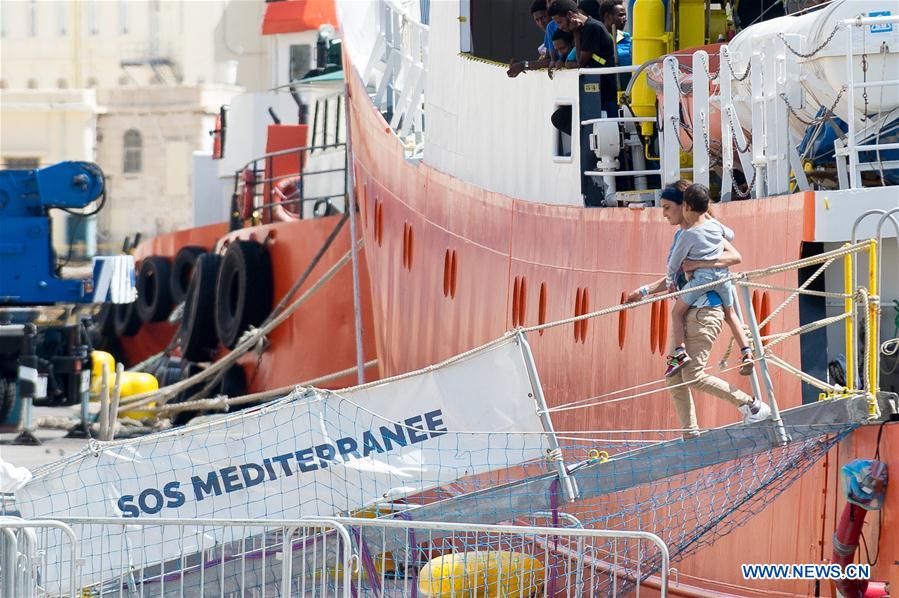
[113,301,142,337]
[214,240,273,349]
[179,253,221,362]
[135,256,173,323]
[271,176,301,222]
[239,168,256,221]
[170,246,206,305]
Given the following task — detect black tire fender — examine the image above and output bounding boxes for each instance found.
[214,241,273,349]
[113,301,142,337]
[180,253,221,362]
[170,246,206,305]
[136,256,173,323]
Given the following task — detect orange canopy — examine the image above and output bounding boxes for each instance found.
[261,0,338,35]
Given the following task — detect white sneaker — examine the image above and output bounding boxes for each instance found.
[739,398,771,424]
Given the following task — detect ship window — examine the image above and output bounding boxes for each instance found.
[467,0,543,64]
[553,100,572,160]
[123,129,142,173]
[289,45,312,83]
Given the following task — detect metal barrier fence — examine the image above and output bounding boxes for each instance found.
[1,514,669,597]
[0,517,79,598]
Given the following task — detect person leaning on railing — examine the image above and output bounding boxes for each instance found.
[507,0,562,77]
[624,183,770,438]
[548,0,618,116]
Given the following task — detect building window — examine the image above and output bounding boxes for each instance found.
[4,157,41,170]
[86,77,99,88]
[57,78,68,89]
[1,1,8,38]
[27,78,38,89]
[289,45,311,83]
[119,0,128,34]
[87,0,98,35]
[118,74,131,86]
[123,129,142,173]
[27,0,37,37]
[57,2,67,35]
[0,79,6,89]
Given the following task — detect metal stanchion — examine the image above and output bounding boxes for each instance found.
[12,324,40,446]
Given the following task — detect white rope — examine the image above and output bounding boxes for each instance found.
[117,241,361,413]
[153,359,379,415]
[738,281,849,300]
[763,312,851,350]
[766,354,840,393]
[545,360,753,414]
[520,241,870,335]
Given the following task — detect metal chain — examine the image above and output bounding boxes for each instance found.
[726,108,751,153]
[733,168,756,199]
[777,23,842,58]
[779,85,846,126]
[668,60,691,97]
[722,47,751,82]
[698,52,719,81]
[672,115,694,152]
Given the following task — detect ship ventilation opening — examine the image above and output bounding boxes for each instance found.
[553,100,573,160]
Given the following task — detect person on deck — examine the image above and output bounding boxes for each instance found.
[602,0,632,86]
[625,182,771,439]
[551,29,579,68]
[507,0,562,77]
[548,0,618,117]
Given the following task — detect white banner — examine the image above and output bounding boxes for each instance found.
[16,337,548,590]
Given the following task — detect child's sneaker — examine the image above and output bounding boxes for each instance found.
[739,347,754,376]
[739,397,771,424]
[665,350,691,377]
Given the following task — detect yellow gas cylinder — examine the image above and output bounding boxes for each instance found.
[678,0,706,49]
[631,0,669,137]
[418,551,544,598]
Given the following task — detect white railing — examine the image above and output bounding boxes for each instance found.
[2,514,671,597]
[362,0,429,158]
[842,15,899,189]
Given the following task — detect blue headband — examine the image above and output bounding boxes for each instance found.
[659,186,684,204]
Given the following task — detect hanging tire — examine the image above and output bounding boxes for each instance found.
[170,246,206,305]
[136,256,173,323]
[113,301,142,337]
[169,362,205,427]
[180,253,222,362]
[96,303,117,338]
[218,363,247,398]
[214,241,273,349]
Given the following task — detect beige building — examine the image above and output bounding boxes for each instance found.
[0,0,267,253]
